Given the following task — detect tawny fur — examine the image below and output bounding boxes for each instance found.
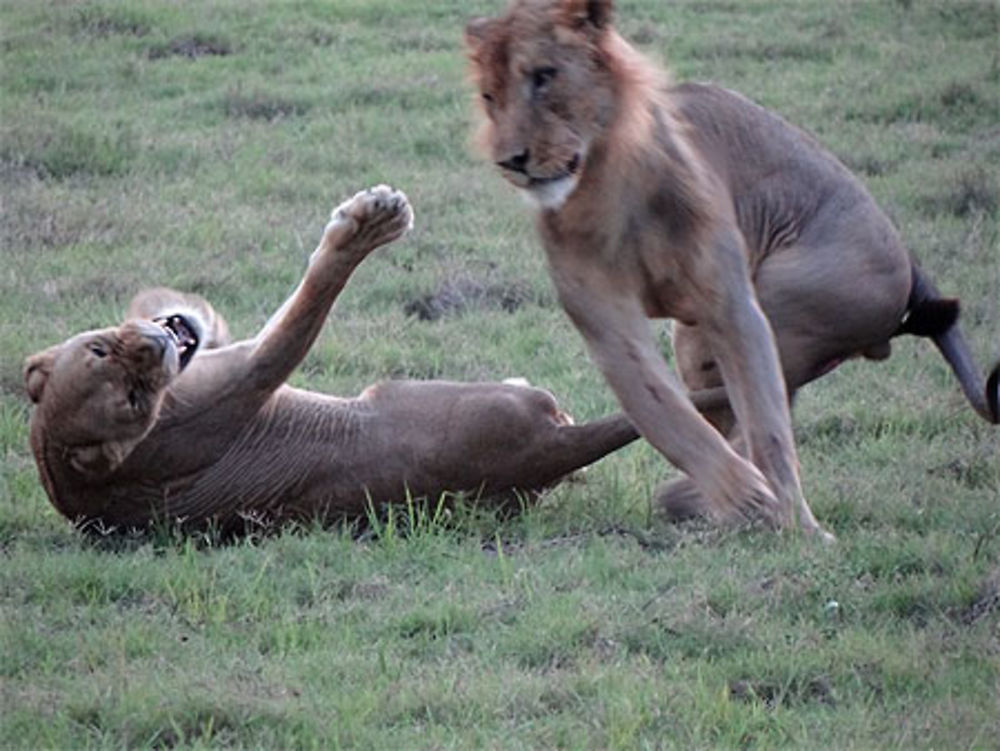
[465,0,997,538]
[24,187,638,532]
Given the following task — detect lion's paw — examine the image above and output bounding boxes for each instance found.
[701,460,787,529]
[654,476,706,522]
[321,185,413,260]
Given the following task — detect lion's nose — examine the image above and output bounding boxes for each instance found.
[497,149,530,174]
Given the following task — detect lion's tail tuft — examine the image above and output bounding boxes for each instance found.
[901,265,998,424]
[898,298,959,338]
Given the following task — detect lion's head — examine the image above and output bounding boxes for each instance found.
[465,0,657,209]
[25,315,200,476]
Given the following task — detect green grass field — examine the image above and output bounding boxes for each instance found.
[2,0,999,748]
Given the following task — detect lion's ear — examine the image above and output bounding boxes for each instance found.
[560,0,614,30]
[464,17,496,53]
[24,347,58,404]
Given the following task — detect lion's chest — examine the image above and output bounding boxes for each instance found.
[540,208,704,325]
[637,278,699,324]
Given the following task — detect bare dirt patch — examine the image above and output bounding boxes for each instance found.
[729,674,836,708]
[919,167,998,218]
[148,34,232,60]
[221,90,310,121]
[403,276,533,321]
[957,567,1000,626]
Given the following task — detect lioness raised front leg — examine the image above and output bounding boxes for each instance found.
[249,186,412,391]
[313,185,415,269]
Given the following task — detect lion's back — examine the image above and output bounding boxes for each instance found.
[671,82,888,258]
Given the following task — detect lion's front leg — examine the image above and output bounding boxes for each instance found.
[707,304,832,540]
[699,229,832,541]
[555,274,784,528]
[246,186,413,392]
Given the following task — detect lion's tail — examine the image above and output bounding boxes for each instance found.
[897,264,998,424]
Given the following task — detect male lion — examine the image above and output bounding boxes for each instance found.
[465,0,998,539]
[24,186,638,532]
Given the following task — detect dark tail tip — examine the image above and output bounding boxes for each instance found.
[898,298,960,337]
[988,362,999,424]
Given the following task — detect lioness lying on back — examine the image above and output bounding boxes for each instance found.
[465,0,998,538]
[24,187,637,532]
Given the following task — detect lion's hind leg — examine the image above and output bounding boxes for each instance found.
[654,423,754,524]
[673,321,737,435]
[723,230,909,537]
[753,224,911,393]
[655,476,704,522]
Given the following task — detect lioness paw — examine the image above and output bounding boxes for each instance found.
[321,185,413,260]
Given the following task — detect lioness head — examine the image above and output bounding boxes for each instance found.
[24,315,200,475]
[465,0,636,209]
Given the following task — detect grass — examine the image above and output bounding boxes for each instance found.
[2,0,999,748]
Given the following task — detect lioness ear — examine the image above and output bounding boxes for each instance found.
[24,348,57,404]
[560,0,613,30]
[68,442,129,476]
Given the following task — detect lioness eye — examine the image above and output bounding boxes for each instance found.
[481,91,495,104]
[89,343,108,358]
[531,66,557,93]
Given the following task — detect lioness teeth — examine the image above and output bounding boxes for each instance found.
[163,325,181,346]
[153,314,199,368]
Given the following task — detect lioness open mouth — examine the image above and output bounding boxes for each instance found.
[154,314,199,370]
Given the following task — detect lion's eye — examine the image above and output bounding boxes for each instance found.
[481,91,495,105]
[531,66,557,94]
[89,343,108,359]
